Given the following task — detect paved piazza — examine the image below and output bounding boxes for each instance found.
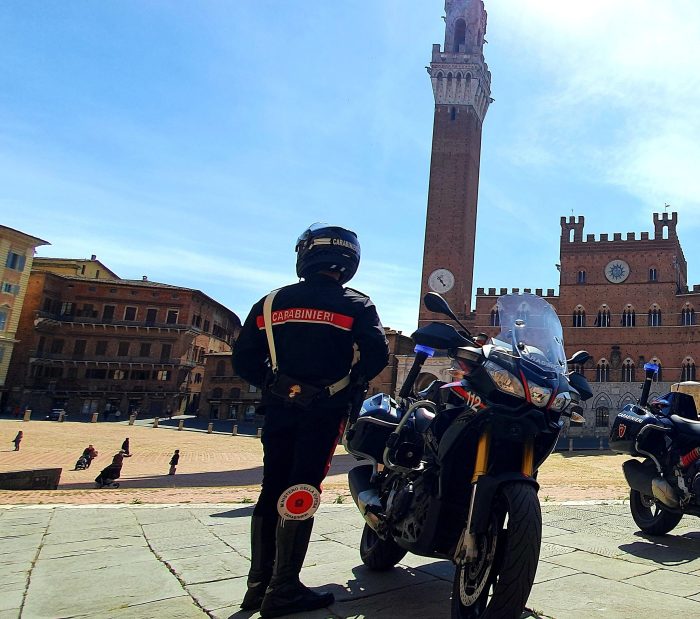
[2,502,700,618]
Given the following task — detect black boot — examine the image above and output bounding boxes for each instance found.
[240,515,277,611]
[259,518,335,618]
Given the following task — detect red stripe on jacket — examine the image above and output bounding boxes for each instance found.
[256,308,354,331]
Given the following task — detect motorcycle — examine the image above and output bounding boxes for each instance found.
[344,292,592,618]
[610,363,700,534]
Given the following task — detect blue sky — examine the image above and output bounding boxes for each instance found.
[2,1,700,334]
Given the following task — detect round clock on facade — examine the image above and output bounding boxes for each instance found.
[428,268,455,293]
[605,259,630,283]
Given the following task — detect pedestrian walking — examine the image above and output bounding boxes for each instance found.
[121,437,130,456]
[168,449,179,475]
[12,430,23,451]
[233,223,389,617]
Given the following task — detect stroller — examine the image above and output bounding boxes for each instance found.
[75,447,97,470]
[94,464,121,488]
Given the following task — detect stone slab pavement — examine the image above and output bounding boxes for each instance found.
[2,501,700,618]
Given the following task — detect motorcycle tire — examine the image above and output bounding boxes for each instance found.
[359,523,407,570]
[629,488,682,535]
[452,482,541,619]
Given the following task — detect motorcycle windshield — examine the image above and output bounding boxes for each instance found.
[493,294,567,375]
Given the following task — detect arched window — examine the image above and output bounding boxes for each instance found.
[596,359,610,382]
[596,406,610,428]
[681,305,695,326]
[573,307,586,328]
[490,307,499,327]
[622,306,636,327]
[622,358,635,382]
[596,306,610,327]
[648,305,662,327]
[450,107,457,121]
[212,388,222,399]
[453,19,466,52]
[682,358,696,382]
[649,268,657,282]
[215,360,226,376]
[577,270,586,284]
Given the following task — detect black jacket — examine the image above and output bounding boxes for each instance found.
[232,275,389,406]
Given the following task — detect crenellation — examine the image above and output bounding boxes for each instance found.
[488,287,496,295]
[547,288,555,297]
[476,287,484,295]
[641,232,649,240]
[627,232,635,241]
[500,288,507,295]
[600,233,608,241]
[586,234,595,242]
[694,285,700,293]
[613,233,622,241]
[536,288,543,296]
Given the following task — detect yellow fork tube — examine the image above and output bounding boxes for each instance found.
[471,427,492,483]
[521,437,535,477]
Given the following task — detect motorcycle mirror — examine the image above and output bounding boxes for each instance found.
[423,292,454,317]
[567,350,591,366]
[423,292,474,338]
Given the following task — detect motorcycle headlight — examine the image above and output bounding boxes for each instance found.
[485,361,526,399]
[527,382,552,408]
[549,392,571,412]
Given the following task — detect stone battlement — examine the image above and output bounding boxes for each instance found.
[476,287,556,297]
[561,212,678,243]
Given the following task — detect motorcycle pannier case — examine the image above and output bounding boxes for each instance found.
[609,404,657,456]
[345,393,400,463]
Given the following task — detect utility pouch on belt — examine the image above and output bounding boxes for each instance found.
[262,290,355,410]
[267,373,326,408]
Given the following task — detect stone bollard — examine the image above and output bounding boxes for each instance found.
[153,417,159,428]
[58,412,66,422]
[256,427,262,439]
[91,412,99,423]
[232,424,238,436]
[128,414,136,426]
[207,423,214,434]
[178,419,185,431]
[23,409,31,422]
[568,438,574,452]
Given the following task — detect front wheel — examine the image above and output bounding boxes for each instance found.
[452,482,541,619]
[629,489,682,535]
[360,523,407,570]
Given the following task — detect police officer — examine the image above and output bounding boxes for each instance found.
[233,223,389,617]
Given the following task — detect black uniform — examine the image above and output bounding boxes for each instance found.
[233,274,389,617]
[233,273,389,521]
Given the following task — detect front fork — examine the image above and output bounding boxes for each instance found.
[454,429,535,564]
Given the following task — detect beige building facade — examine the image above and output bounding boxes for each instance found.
[0,226,49,409]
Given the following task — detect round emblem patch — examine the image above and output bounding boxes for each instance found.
[277,484,320,521]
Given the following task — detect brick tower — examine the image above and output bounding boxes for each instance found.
[418,0,491,325]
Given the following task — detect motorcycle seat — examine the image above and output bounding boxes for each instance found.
[670,415,700,439]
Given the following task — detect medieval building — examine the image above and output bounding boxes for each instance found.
[409,1,700,445]
[6,256,241,417]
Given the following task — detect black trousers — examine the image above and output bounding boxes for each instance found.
[254,404,347,520]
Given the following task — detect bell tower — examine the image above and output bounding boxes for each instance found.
[418,0,491,325]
